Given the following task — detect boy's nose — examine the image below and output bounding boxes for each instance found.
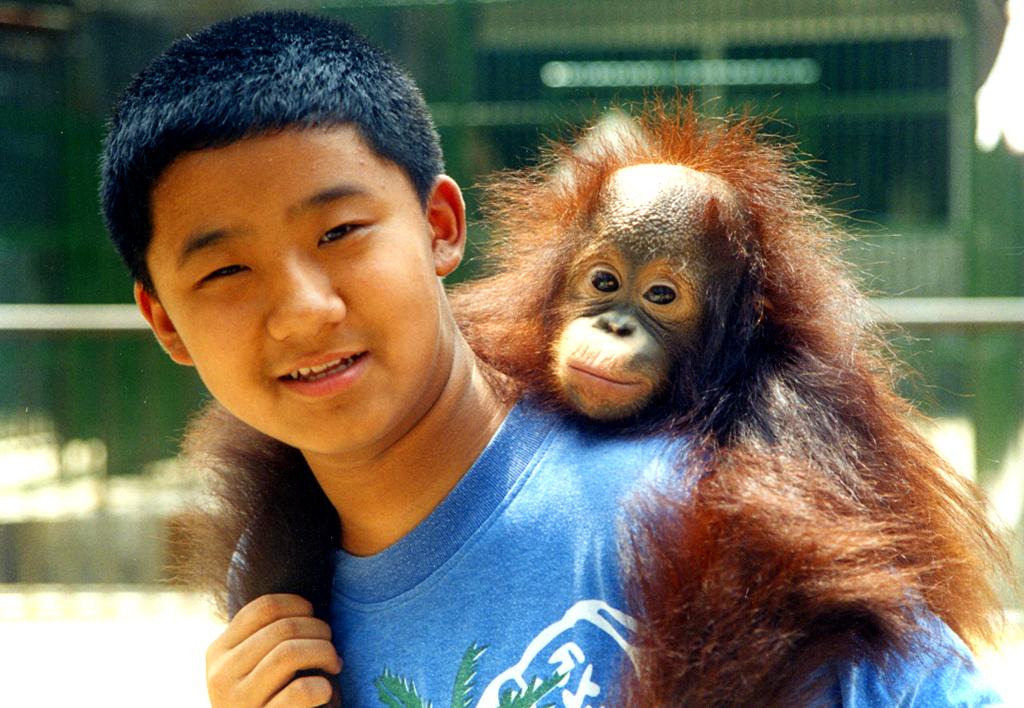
[265,259,346,342]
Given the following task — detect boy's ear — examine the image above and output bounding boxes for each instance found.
[134,282,195,366]
[426,175,467,277]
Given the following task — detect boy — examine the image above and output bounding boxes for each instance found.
[102,11,671,706]
[101,11,1002,707]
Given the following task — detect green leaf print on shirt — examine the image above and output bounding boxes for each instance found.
[375,641,560,708]
[451,642,488,708]
[375,668,433,708]
[495,672,562,708]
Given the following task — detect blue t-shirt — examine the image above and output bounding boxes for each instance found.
[823,615,1003,707]
[329,401,1002,707]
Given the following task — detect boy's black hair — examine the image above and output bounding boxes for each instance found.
[101,10,444,292]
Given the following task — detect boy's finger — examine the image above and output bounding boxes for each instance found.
[265,674,336,708]
[217,594,315,651]
[243,638,342,699]
[225,615,333,678]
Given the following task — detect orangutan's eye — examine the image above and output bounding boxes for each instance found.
[644,284,677,304]
[590,269,620,293]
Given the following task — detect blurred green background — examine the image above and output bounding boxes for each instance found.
[0,0,1021,589]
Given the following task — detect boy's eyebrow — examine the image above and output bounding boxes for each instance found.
[175,184,368,269]
[178,228,232,269]
[288,184,368,218]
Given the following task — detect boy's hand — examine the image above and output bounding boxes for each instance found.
[206,594,342,708]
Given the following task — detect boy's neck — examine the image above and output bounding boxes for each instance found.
[302,335,512,557]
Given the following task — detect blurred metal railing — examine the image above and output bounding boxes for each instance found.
[869,298,1024,329]
[0,304,147,332]
[1,299,1023,332]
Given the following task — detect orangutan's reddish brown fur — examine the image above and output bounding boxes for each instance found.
[176,100,1011,707]
[450,100,1011,705]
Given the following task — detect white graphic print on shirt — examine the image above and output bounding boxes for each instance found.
[373,600,636,708]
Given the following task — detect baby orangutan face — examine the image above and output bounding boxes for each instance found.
[551,163,744,421]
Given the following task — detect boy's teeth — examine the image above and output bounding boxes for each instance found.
[288,355,358,381]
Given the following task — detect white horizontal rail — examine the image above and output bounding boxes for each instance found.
[0,304,147,331]
[869,298,1024,328]
[0,299,1022,332]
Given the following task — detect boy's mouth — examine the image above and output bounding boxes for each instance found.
[282,352,366,382]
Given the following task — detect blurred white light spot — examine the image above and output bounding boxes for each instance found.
[0,433,60,489]
[986,426,1024,528]
[976,0,1024,153]
[60,438,108,477]
[919,416,977,481]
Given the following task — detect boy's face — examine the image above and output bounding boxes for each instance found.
[136,126,466,459]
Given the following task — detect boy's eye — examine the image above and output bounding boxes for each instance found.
[320,223,362,244]
[200,264,247,283]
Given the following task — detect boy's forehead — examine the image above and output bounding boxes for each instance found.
[145,125,420,270]
[152,126,399,217]
[157,124,374,187]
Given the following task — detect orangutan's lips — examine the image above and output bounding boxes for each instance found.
[282,353,365,382]
[568,362,643,388]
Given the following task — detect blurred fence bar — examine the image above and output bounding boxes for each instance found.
[3,299,1024,332]
[871,298,1024,329]
[0,304,147,332]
